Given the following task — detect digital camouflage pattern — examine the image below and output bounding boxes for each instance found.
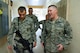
[41,17,72,53]
[7,16,36,51]
[27,14,39,32]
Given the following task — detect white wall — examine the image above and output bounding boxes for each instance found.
[67,0,80,53]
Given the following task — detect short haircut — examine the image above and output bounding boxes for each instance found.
[48,5,57,9]
[18,6,26,12]
[29,8,33,10]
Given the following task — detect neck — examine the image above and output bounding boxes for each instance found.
[29,13,32,15]
[19,17,25,21]
[52,14,58,21]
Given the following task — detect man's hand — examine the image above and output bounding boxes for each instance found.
[7,45,12,50]
[33,42,36,47]
[57,44,64,52]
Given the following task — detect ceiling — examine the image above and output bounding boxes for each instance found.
[26,0,46,6]
[12,0,61,8]
[26,0,61,8]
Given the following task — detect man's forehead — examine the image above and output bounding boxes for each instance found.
[29,9,33,11]
[18,10,26,13]
[48,7,57,11]
[49,6,57,9]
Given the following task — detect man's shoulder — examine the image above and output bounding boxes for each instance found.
[25,16,33,22]
[58,17,70,26]
[26,14,36,16]
[57,17,67,23]
[39,20,46,24]
[32,14,37,18]
[33,14,36,16]
[12,17,18,22]
[26,14,37,18]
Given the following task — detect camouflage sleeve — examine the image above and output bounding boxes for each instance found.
[39,20,44,29]
[34,16,39,31]
[41,29,46,43]
[39,20,43,24]
[41,21,46,43]
[31,20,36,42]
[7,21,15,45]
[61,21,72,49]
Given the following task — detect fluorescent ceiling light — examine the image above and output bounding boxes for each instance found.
[26,0,46,6]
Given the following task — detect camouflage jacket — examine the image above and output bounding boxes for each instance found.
[26,14,39,31]
[42,17,72,52]
[7,16,36,45]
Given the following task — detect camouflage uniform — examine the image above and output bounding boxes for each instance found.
[41,17,72,53]
[39,20,46,31]
[27,14,39,31]
[7,16,36,53]
[39,20,47,53]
